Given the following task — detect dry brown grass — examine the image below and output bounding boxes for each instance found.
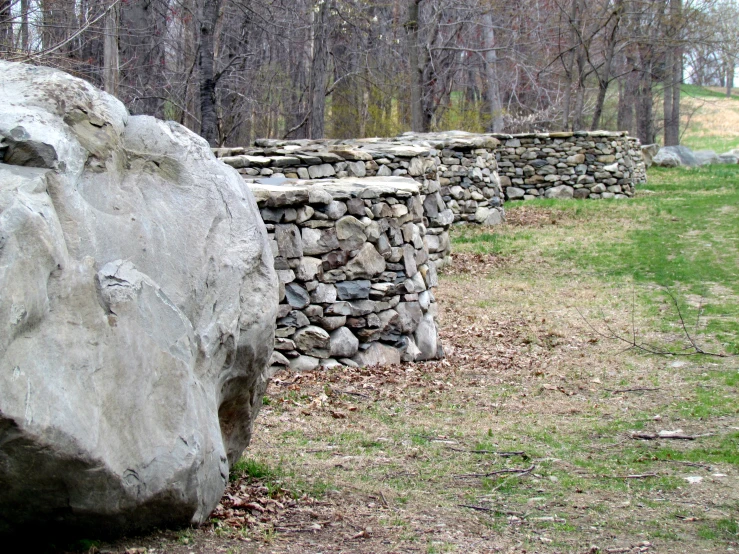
[682,89,739,151]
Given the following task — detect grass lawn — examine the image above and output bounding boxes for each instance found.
[681,85,739,153]
[97,167,739,554]
[455,165,739,355]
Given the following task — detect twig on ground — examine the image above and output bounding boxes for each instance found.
[350,529,371,540]
[583,473,659,479]
[340,390,371,399]
[455,464,536,479]
[419,435,459,444]
[605,387,660,393]
[631,432,715,441]
[381,471,418,481]
[275,520,332,533]
[458,505,525,517]
[447,447,528,459]
[662,459,713,470]
[458,504,493,512]
[587,437,629,451]
[575,284,734,358]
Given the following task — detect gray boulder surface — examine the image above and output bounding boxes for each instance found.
[640,144,660,168]
[0,62,278,536]
[653,145,699,167]
[693,150,719,166]
[544,185,574,199]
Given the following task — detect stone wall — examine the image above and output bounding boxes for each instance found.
[216,129,646,229]
[212,130,645,372]
[214,134,506,268]
[490,131,646,200]
[247,177,443,373]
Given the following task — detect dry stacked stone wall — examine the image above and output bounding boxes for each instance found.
[490,131,646,200]
[246,177,443,373]
[393,132,505,227]
[214,134,506,268]
[211,130,646,371]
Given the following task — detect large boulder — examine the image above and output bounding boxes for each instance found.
[693,150,719,166]
[0,62,278,536]
[718,151,739,164]
[653,145,698,167]
[640,143,660,168]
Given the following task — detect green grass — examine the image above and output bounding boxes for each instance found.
[230,457,274,481]
[652,432,739,467]
[452,165,739,354]
[698,518,739,541]
[681,133,739,153]
[680,84,739,152]
[182,166,739,553]
[682,84,739,101]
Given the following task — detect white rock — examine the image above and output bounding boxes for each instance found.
[544,185,574,199]
[289,355,321,372]
[329,327,359,358]
[308,163,336,179]
[344,243,386,279]
[353,342,401,367]
[293,326,331,357]
[414,314,439,360]
[0,61,277,534]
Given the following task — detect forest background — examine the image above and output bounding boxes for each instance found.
[0,0,737,148]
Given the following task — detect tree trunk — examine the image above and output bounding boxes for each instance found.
[308,0,330,139]
[663,46,674,145]
[183,0,200,131]
[41,0,72,55]
[670,38,682,143]
[561,0,579,129]
[103,1,120,96]
[617,57,637,135]
[406,0,423,133]
[483,13,504,132]
[591,0,622,130]
[572,77,585,131]
[636,67,654,144]
[20,0,29,51]
[663,0,681,146]
[727,58,734,97]
[199,0,220,145]
[590,61,612,130]
[0,0,12,50]
[572,31,587,131]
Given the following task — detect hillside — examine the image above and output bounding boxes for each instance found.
[681,85,739,153]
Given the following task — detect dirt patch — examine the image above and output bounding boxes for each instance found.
[504,206,561,228]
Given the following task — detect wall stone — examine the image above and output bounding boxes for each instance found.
[247,177,444,372]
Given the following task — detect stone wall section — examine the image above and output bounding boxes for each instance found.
[396,132,505,228]
[490,131,646,200]
[214,135,507,268]
[212,131,645,372]
[246,177,443,373]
